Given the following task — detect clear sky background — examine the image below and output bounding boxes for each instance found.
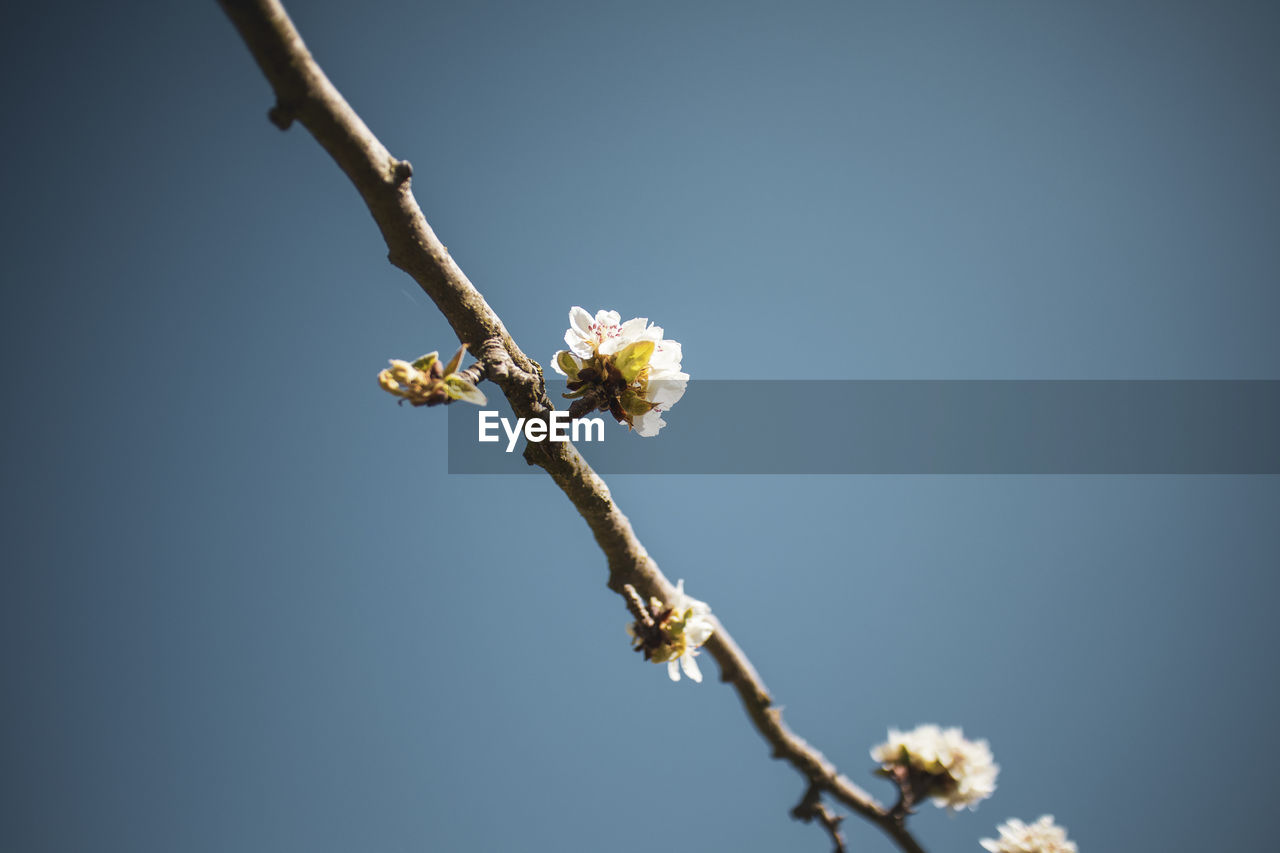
[3,2,1279,851]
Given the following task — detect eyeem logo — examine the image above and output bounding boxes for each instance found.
[478,411,606,453]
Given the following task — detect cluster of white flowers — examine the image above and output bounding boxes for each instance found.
[552,307,687,436]
[871,724,999,811]
[626,580,715,683]
[980,816,1077,853]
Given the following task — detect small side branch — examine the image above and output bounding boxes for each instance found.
[792,785,847,853]
[454,361,486,388]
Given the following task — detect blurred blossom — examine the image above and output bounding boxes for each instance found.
[980,815,1078,853]
[872,724,998,811]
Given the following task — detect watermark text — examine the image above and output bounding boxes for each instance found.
[477,410,605,452]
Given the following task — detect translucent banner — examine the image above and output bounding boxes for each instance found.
[448,380,1280,474]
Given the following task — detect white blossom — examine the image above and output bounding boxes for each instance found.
[980,816,1077,853]
[564,307,621,358]
[665,579,714,683]
[871,724,998,811]
[552,307,688,436]
[626,579,715,684]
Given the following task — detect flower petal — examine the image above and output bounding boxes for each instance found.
[633,410,667,437]
[569,306,594,337]
[564,329,595,358]
[667,659,681,681]
[648,340,682,370]
[617,317,649,343]
[648,377,687,409]
[685,618,714,647]
[680,653,703,683]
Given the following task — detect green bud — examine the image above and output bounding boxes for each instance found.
[442,343,468,377]
[555,350,581,380]
[411,352,439,372]
[619,389,656,418]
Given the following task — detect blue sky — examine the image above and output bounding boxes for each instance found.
[3,2,1278,851]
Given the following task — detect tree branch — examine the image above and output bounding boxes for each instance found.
[217,3,925,851]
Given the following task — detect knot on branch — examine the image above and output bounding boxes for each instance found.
[479,338,513,383]
[477,338,544,405]
[392,159,413,184]
[267,99,298,130]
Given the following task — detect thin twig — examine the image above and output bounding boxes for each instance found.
[217,3,926,851]
[792,784,848,853]
[454,361,486,389]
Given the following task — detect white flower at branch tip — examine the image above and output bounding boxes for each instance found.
[552,306,688,436]
[871,724,999,811]
[980,816,1077,853]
